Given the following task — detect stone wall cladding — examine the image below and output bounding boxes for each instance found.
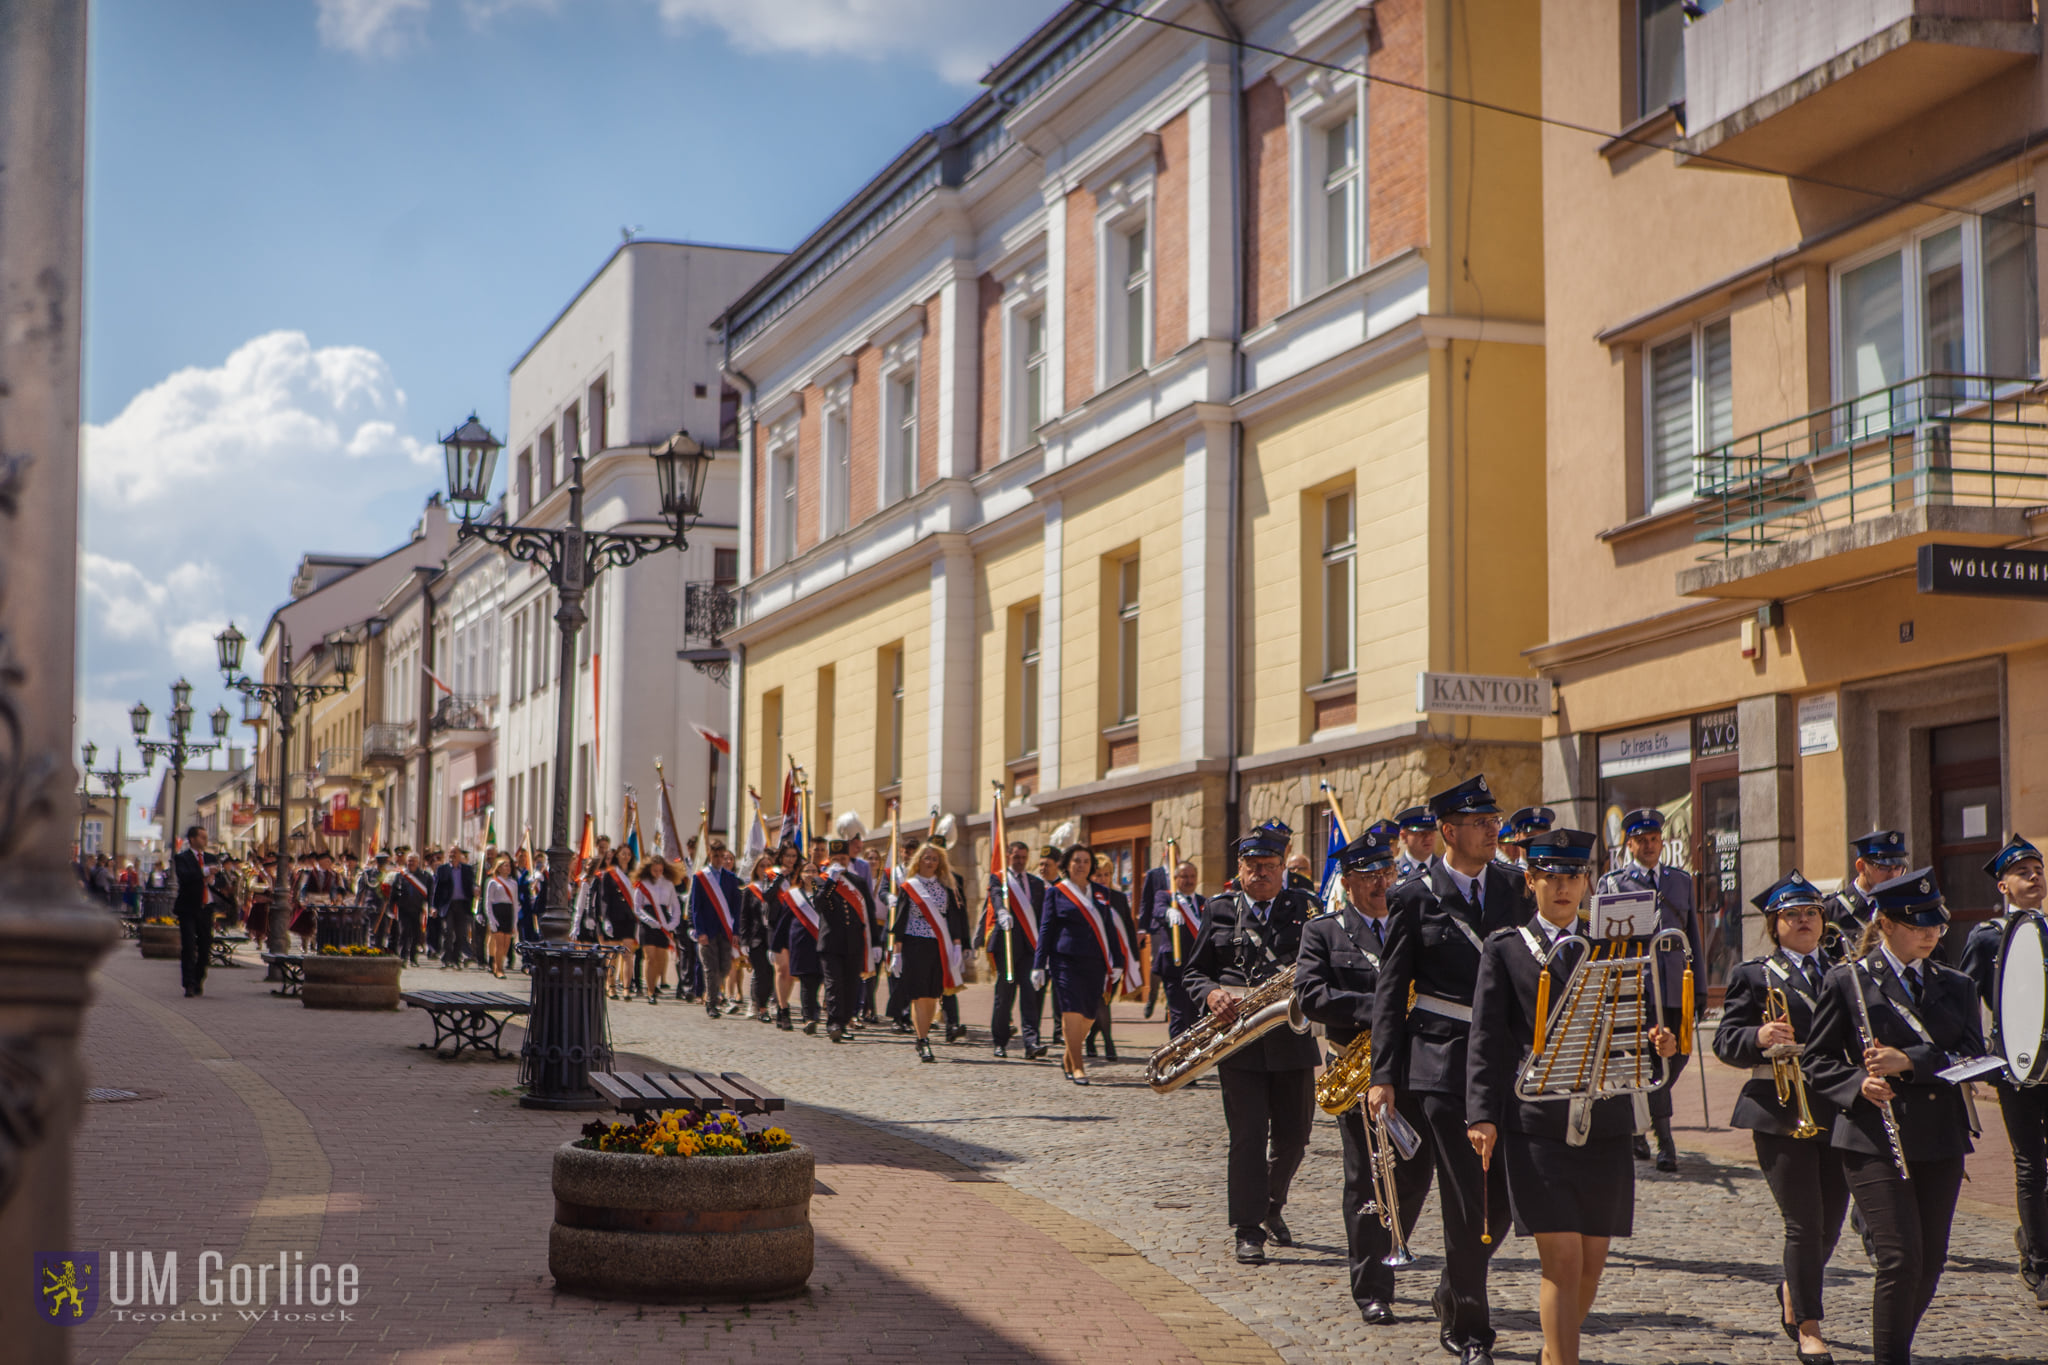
[1241,738,1543,839]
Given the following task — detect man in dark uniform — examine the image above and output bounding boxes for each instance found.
[816,839,872,1042]
[1183,827,1323,1266]
[172,826,215,998]
[390,851,432,965]
[1297,828,1433,1326]
[1394,806,1437,884]
[1829,829,1910,958]
[1596,807,1705,1172]
[1141,858,1205,1037]
[1495,806,1552,871]
[1959,833,2048,1309]
[1366,774,1528,1365]
[980,839,1046,1059]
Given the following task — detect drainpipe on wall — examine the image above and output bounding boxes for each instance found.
[724,357,757,842]
[416,568,436,850]
[1203,0,1247,848]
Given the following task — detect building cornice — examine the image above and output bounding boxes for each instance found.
[1522,599,1757,674]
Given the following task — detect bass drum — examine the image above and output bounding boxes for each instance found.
[1995,910,2048,1087]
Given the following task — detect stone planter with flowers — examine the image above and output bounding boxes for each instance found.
[299,946,402,1010]
[137,919,181,959]
[550,1110,812,1302]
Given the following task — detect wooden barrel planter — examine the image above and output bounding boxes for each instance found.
[137,923,182,959]
[549,1143,814,1302]
[300,953,402,1010]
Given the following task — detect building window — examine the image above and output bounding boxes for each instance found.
[1003,275,1050,457]
[1115,557,1140,724]
[1645,318,1732,511]
[821,391,851,538]
[515,448,532,516]
[1321,490,1356,680]
[561,401,581,470]
[538,428,556,495]
[713,547,739,586]
[530,599,548,692]
[1022,309,1047,434]
[587,377,607,453]
[1637,0,1710,119]
[510,611,526,701]
[1319,112,1363,289]
[1019,606,1041,757]
[719,383,742,449]
[767,421,798,566]
[1115,223,1150,380]
[885,372,918,504]
[1834,196,2038,436]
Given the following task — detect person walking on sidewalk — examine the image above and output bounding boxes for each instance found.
[482,855,518,978]
[435,845,478,969]
[688,850,742,1017]
[173,826,215,999]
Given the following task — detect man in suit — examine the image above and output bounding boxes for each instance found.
[435,845,478,969]
[1297,827,1432,1326]
[1183,827,1324,1267]
[1366,774,1530,1365]
[981,839,1046,1059]
[390,851,433,965]
[1596,806,1706,1171]
[1141,859,1206,1037]
[1829,828,1910,958]
[173,826,216,998]
[689,845,745,1019]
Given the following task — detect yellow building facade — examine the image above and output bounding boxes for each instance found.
[724,0,1547,897]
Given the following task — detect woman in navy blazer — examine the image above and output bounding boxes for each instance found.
[1031,844,1125,1085]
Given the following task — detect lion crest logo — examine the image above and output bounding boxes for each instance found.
[37,1252,98,1323]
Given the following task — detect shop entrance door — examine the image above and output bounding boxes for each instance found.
[1691,766,1742,1004]
[1931,718,2002,950]
[1088,804,1152,901]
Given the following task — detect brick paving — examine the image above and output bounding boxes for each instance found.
[71,948,2048,1364]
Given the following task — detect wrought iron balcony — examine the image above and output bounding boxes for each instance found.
[430,692,494,737]
[1681,374,2048,597]
[317,747,360,778]
[363,721,411,767]
[682,581,738,685]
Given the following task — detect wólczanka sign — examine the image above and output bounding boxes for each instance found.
[1416,672,1553,718]
[1917,543,2048,599]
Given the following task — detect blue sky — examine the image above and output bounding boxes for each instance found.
[80,0,1059,809]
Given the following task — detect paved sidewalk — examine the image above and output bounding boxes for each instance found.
[70,950,1270,1364]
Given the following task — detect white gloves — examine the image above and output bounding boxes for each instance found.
[889,951,903,977]
[1030,968,1047,991]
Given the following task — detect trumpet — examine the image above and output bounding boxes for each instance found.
[1364,1105,1420,1267]
[1763,983,1822,1140]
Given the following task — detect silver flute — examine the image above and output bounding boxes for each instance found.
[1850,963,1911,1181]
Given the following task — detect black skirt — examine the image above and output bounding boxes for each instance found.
[899,934,946,998]
[485,900,515,933]
[1504,1130,1635,1237]
[604,903,639,940]
[636,920,673,948]
[1049,952,1109,1017]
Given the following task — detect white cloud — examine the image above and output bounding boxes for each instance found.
[79,331,443,821]
[315,0,431,56]
[654,0,1055,83]
[315,0,1059,83]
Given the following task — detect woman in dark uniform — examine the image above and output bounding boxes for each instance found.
[1714,870,1846,1364]
[1804,869,1981,1365]
[888,841,970,1063]
[739,853,779,1023]
[597,847,639,999]
[768,842,802,1028]
[1467,829,1677,1365]
[1030,845,1126,1085]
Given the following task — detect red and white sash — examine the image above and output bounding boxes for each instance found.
[606,867,634,904]
[402,871,430,900]
[779,881,821,941]
[827,868,874,964]
[1057,880,1140,991]
[902,877,961,991]
[488,874,517,908]
[1007,871,1040,946]
[694,868,738,941]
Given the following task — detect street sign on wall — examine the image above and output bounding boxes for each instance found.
[1416,672,1553,718]
[1917,543,2048,598]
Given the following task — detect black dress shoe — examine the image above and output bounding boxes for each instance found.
[1263,1214,1293,1247]
[1795,1351,1834,1365]
[916,1038,936,1063]
[1103,1045,1119,1063]
[1458,1344,1494,1365]
[1776,1284,1799,1342]
[993,1044,1008,1058]
[947,1024,967,1043]
[1027,1044,1048,1060]
[892,1019,910,1034]
[803,1020,818,1035]
[1632,1134,1652,1161]
[1655,1145,1679,1173]
[1359,1299,1395,1325]
[1234,1238,1267,1265]
[827,1026,845,1043]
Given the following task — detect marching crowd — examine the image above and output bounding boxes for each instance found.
[120,770,2048,1365]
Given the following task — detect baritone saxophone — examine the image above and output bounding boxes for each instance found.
[1145,965,1306,1093]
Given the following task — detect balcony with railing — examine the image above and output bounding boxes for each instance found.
[363,721,411,767]
[681,580,739,685]
[1679,374,2048,598]
[1677,0,2038,173]
[316,747,360,780]
[430,693,495,748]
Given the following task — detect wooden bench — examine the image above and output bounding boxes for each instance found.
[210,933,251,967]
[588,1069,785,1118]
[261,953,304,997]
[401,990,530,1059]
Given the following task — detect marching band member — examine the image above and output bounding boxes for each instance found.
[1182,826,1321,1267]
[818,839,874,1043]
[1140,859,1205,1037]
[1031,845,1126,1084]
[1827,830,1910,959]
[1394,806,1437,884]
[632,855,682,1003]
[687,847,743,1018]
[1715,871,1847,1363]
[1468,829,1677,1365]
[1595,807,1703,1172]
[980,839,1046,1060]
[598,846,639,999]
[740,853,779,1023]
[1804,869,1982,1365]
[1959,833,2048,1310]
[890,841,970,1063]
[1296,828,1431,1326]
[1368,775,1528,1365]
[482,855,518,979]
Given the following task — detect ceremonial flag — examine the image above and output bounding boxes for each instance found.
[571,813,595,883]
[690,721,731,755]
[1318,781,1352,910]
[484,806,497,849]
[982,782,1008,941]
[655,759,685,861]
[780,763,805,855]
[423,664,453,695]
[624,790,643,865]
[743,787,767,862]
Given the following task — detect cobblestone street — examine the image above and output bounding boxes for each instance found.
[71,950,2047,1364]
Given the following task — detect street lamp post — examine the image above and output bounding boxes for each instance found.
[133,681,231,852]
[441,414,711,1108]
[84,745,148,861]
[213,623,356,958]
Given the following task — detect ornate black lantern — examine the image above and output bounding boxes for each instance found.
[170,677,193,711]
[81,741,97,769]
[329,634,358,679]
[210,705,231,739]
[651,429,712,524]
[216,621,246,677]
[442,414,502,509]
[129,701,150,736]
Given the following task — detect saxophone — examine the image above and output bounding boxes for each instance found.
[1316,1030,1373,1115]
[1146,964,1307,1093]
